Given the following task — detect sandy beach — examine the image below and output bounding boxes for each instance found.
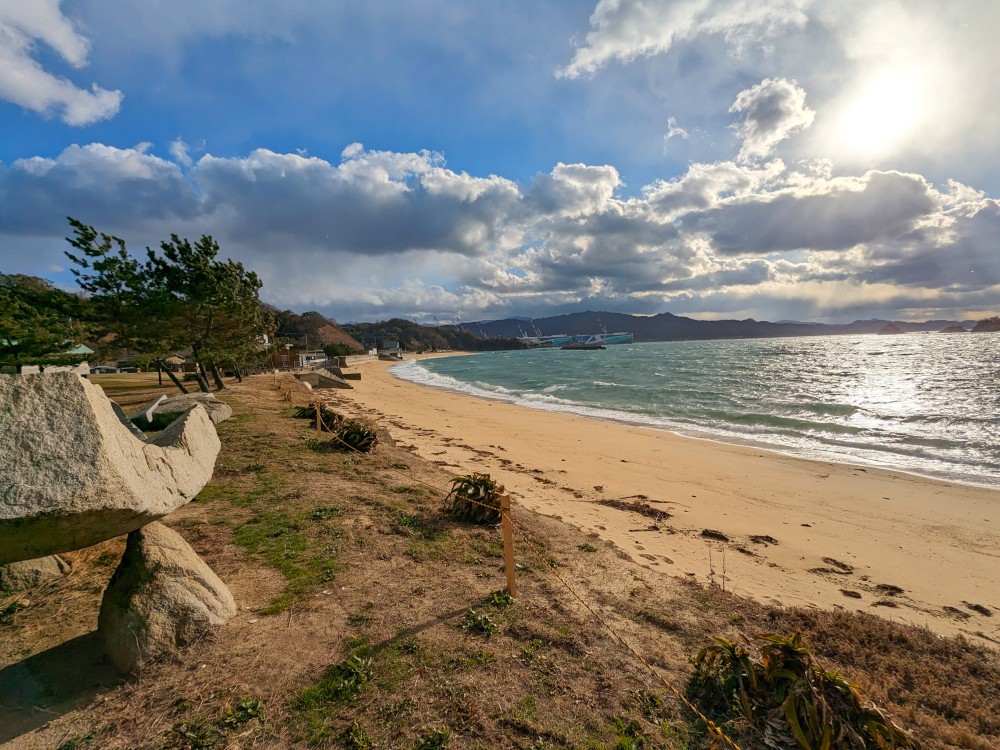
[335,354,1000,644]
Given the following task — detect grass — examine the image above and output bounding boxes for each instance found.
[5,373,999,750]
[291,652,375,744]
[232,510,338,615]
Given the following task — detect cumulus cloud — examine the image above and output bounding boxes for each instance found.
[559,0,811,78]
[0,0,122,125]
[858,198,1000,291]
[682,170,938,255]
[192,146,522,256]
[730,78,814,160]
[527,162,621,217]
[0,143,198,234]
[0,140,996,322]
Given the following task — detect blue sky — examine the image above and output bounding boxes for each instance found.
[1,1,999,324]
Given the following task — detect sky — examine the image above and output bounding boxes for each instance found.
[1,0,999,325]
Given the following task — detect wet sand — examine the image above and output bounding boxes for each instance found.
[336,355,1000,644]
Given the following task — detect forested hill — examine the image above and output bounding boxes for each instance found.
[271,308,364,352]
[342,318,526,352]
[458,311,977,341]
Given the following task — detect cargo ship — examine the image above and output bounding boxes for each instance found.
[518,332,634,347]
[569,332,634,346]
[517,334,574,347]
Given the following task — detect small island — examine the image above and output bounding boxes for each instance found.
[938,325,968,333]
[971,316,1000,333]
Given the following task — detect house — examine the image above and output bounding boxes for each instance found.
[298,350,327,369]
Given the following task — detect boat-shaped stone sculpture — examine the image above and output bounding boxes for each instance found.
[0,372,220,565]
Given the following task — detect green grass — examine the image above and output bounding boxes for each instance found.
[166,695,265,750]
[195,466,344,614]
[233,511,338,614]
[291,651,376,744]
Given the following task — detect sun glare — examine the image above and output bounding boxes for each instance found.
[832,68,925,162]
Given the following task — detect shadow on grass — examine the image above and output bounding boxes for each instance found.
[0,630,122,744]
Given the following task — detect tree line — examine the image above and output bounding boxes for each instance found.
[343,318,527,352]
[1,218,274,392]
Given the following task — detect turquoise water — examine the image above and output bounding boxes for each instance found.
[393,335,1000,488]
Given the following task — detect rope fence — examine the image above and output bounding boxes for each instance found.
[306,398,741,750]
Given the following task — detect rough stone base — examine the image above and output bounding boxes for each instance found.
[98,522,236,673]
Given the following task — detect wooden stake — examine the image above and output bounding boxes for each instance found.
[500,495,517,597]
[315,400,322,435]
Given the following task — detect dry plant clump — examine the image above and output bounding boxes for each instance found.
[689,632,918,749]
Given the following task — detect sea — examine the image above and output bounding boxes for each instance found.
[392,334,1000,489]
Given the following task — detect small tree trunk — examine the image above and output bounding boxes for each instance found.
[210,363,226,391]
[155,360,189,394]
[195,362,211,393]
[157,361,163,386]
[235,367,243,383]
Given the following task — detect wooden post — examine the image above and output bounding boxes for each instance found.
[315,400,322,435]
[500,495,517,597]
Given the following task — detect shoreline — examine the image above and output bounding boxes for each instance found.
[338,355,1000,644]
[391,353,1000,492]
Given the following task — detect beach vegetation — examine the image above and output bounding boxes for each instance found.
[341,721,374,749]
[292,403,345,431]
[331,419,380,453]
[414,727,450,749]
[971,316,1000,333]
[461,608,499,636]
[688,631,918,749]
[488,588,516,608]
[444,472,504,523]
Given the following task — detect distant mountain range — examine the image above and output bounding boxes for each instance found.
[456,311,980,342]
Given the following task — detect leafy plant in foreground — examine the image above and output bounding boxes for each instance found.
[332,419,379,453]
[414,727,450,749]
[293,653,374,707]
[444,473,503,524]
[488,588,515,608]
[461,608,498,637]
[688,632,919,750]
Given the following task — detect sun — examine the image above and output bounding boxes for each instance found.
[830,67,926,163]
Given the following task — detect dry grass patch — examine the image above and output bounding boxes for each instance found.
[1,374,998,749]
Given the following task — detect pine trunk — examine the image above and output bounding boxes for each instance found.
[155,360,189,394]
